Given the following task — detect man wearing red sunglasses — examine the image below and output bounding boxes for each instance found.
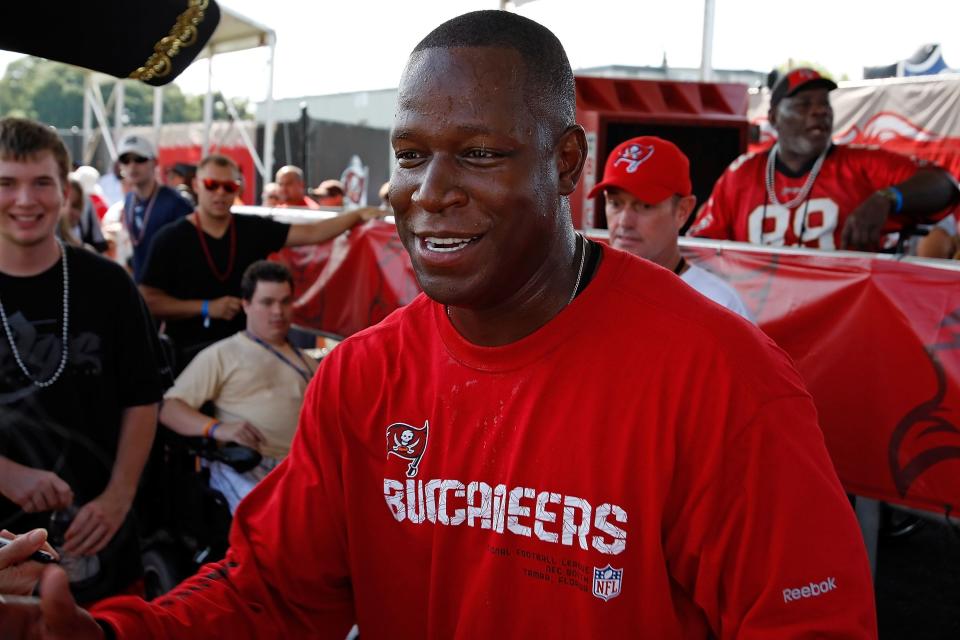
[116,134,192,282]
[137,154,382,370]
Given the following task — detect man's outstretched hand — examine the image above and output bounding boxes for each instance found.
[0,565,104,639]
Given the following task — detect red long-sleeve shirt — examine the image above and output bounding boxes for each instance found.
[93,247,877,638]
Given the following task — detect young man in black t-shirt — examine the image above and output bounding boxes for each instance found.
[139,154,382,368]
[0,117,165,603]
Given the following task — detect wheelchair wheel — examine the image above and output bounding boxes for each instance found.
[879,503,925,540]
[142,545,189,600]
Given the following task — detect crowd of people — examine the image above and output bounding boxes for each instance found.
[0,118,380,620]
[1,7,959,640]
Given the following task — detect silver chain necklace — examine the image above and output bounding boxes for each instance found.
[445,233,588,320]
[0,239,70,387]
[764,142,829,210]
[567,232,587,306]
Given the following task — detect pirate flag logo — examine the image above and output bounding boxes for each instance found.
[386,420,430,478]
[612,143,655,174]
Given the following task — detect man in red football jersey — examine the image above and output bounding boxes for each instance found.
[690,68,958,251]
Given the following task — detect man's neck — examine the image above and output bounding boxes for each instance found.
[247,327,287,349]
[656,248,685,275]
[776,144,825,176]
[0,236,61,277]
[446,231,581,347]
[134,179,157,201]
[195,209,232,238]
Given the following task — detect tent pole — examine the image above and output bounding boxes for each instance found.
[262,35,277,197]
[202,54,215,155]
[700,0,716,82]
[82,76,93,163]
[89,78,118,160]
[114,80,125,143]
[153,86,164,148]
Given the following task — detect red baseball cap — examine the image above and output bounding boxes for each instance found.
[770,68,837,107]
[588,136,691,204]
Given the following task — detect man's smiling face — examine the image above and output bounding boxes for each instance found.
[0,151,66,250]
[389,46,566,310]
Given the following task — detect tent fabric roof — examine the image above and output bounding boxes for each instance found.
[197,5,275,58]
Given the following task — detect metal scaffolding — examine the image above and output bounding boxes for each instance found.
[81,4,277,182]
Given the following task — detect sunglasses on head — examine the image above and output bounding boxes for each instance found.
[202,178,240,194]
[119,154,149,165]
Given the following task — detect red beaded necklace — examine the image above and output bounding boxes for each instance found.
[192,211,237,283]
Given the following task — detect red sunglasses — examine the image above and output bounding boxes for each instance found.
[202,178,240,194]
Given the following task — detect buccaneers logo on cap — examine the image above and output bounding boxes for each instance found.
[788,68,818,89]
[386,420,430,478]
[612,143,655,174]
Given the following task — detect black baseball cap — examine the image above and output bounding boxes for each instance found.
[770,68,837,108]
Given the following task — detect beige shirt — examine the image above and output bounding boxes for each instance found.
[165,332,317,459]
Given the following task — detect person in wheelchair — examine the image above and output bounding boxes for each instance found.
[157,260,317,513]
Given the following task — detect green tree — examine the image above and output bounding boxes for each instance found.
[0,57,251,128]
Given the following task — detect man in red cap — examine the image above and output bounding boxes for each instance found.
[591,136,752,321]
[690,67,958,251]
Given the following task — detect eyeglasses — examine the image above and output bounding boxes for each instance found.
[118,154,150,165]
[202,178,240,194]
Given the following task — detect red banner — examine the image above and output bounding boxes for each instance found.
[679,239,960,514]
[271,219,421,338]
[271,217,960,514]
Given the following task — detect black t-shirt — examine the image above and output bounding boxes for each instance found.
[125,185,192,282]
[140,214,290,361]
[0,246,165,600]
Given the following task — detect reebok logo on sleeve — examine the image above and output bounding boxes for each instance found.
[782,577,837,603]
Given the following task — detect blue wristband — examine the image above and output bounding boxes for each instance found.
[201,300,210,328]
[209,422,220,439]
[889,186,904,214]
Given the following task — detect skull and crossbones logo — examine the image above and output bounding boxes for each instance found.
[392,429,419,454]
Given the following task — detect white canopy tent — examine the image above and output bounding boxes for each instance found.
[81,4,277,183]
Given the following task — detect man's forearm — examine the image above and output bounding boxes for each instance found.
[139,285,203,321]
[159,398,214,437]
[894,167,960,220]
[103,404,157,503]
[285,210,363,247]
[0,456,21,496]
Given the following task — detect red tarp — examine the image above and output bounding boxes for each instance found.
[680,241,960,514]
[273,221,960,514]
[271,220,420,338]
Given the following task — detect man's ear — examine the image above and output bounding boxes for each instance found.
[556,124,588,196]
[675,195,698,231]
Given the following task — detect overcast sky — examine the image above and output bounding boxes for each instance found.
[2,0,959,103]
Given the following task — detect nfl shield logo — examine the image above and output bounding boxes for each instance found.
[592,564,623,602]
